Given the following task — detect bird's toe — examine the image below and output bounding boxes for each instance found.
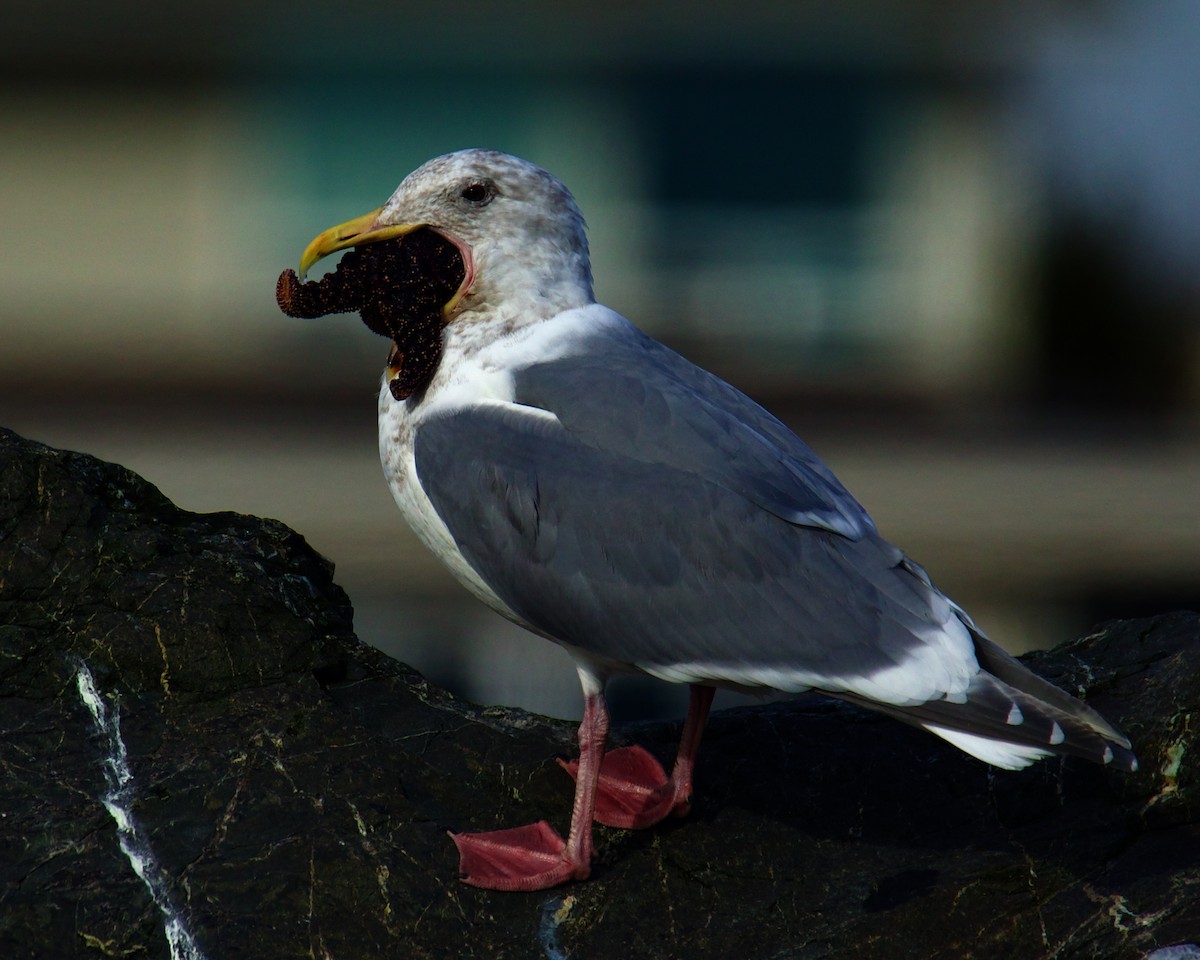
[560,746,686,829]
[449,821,589,891]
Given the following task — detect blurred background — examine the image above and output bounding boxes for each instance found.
[3,0,1198,721]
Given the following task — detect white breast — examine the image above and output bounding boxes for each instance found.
[376,303,618,628]
[378,392,522,623]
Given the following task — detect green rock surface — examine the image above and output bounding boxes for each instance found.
[1,427,1196,959]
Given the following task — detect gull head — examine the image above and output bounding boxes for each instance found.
[300,149,595,324]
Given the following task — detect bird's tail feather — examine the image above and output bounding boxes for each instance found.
[832,631,1137,772]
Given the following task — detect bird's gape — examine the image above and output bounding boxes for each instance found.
[275,229,467,400]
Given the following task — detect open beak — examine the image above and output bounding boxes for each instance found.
[298,207,424,279]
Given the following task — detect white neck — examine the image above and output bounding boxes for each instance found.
[453,226,594,331]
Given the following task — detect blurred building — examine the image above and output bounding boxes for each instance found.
[3,1,1198,719]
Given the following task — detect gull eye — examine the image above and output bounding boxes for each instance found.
[459,181,494,205]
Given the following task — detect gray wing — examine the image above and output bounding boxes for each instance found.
[413,322,1136,767]
[413,330,972,700]
[513,326,875,541]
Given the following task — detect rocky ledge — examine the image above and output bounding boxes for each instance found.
[0,427,1196,959]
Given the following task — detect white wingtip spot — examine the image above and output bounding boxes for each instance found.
[1049,722,1065,745]
[1006,703,1024,725]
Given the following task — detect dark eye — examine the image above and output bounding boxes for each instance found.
[460,181,494,205]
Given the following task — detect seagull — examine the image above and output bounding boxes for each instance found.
[284,148,1137,892]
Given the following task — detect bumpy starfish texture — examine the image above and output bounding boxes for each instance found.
[276,230,465,400]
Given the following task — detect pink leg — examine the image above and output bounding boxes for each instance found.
[665,684,715,818]
[451,691,610,891]
[560,684,715,829]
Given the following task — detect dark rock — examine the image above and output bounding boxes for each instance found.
[1,426,1197,959]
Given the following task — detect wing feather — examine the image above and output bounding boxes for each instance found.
[512,324,875,540]
[405,308,1134,769]
[413,394,973,705]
